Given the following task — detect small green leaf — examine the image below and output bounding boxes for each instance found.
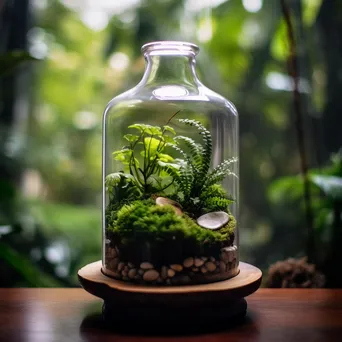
[124,134,140,143]
[157,153,174,162]
[128,123,149,132]
[113,148,132,164]
[148,126,162,135]
[164,135,176,144]
[163,125,176,135]
[144,137,162,156]
[157,160,181,170]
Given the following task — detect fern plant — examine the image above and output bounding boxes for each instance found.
[161,119,238,216]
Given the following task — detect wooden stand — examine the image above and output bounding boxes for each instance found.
[78,261,262,330]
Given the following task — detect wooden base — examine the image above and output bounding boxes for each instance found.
[78,261,262,329]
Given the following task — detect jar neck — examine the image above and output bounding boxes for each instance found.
[141,53,199,86]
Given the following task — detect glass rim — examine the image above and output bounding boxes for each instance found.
[141,41,200,56]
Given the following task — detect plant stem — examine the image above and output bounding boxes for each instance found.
[280,0,314,262]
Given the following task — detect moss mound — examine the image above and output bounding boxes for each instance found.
[107,200,235,265]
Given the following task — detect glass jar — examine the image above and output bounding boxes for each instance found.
[102,41,239,285]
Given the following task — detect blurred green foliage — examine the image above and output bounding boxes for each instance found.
[1,0,341,286]
[269,151,342,286]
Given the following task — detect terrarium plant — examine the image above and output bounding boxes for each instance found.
[103,114,239,285]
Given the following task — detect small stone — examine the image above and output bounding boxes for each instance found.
[107,247,117,258]
[210,256,216,262]
[201,266,208,274]
[167,269,176,277]
[232,258,237,268]
[183,257,194,268]
[143,269,159,282]
[123,265,129,272]
[161,266,168,280]
[205,261,216,272]
[128,269,137,279]
[140,262,154,270]
[221,246,236,263]
[109,258,119,270]
[156,197,183,216]
[201,256,208,262]
[118,262,125,271]
[197,211,229,230]
[192,267,199,272]
[194,258,204,267]
[122,270,128,277]
[170,264,183,272]
[219,261,226,273]
[138,269,144,275]
[128,262,134,268]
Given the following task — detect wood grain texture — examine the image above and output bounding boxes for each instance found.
[0,289,342,341]
[78,261,262,304]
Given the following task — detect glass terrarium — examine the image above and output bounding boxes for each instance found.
[102,41,239,286]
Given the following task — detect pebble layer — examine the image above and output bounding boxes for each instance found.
[104,242,239,285]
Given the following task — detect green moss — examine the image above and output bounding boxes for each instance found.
[106,200,235,264]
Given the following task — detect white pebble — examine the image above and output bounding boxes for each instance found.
[140,262,154,270]
[183,257,194,268]
[170,264,183,272]
[197,211,229,230]
[143,269,159,282]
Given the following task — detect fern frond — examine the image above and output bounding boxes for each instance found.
[202,196,234,213]
[178,118,212,181]
[174,136,203,168]
[200,184,228,200]
[205,157,238,187]
[178,160,194,198]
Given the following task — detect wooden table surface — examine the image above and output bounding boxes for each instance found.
[0,289,341,342]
